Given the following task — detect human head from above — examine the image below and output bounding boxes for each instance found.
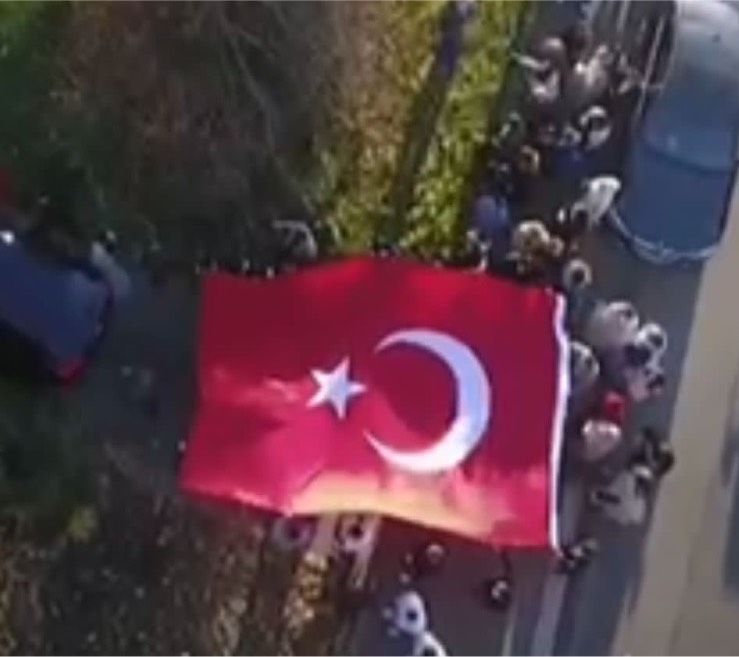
[606,299,638,327]
[498,111,526,145]
[517,145,541,176]
[592,43,614,67]
[420,542,446,569]
[545,235,566,259]
[385,590,428,636]
[562,258,592,290]
[570,340,599,385]
[483,575,513,610]
[583,173,621,203]
[535,35,568,71]
[583,106,610,132]
[336,514,374,555]
[638,321,668,357]
[513,220,549,254]
[582,418,622,444]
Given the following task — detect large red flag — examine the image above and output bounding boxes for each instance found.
[180,258,569,549]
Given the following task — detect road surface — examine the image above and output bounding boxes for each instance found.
[610,153,739,655]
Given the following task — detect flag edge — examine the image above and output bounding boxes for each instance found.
[549,294,570,552]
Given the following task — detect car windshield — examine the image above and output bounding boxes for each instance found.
[643,3,739,171]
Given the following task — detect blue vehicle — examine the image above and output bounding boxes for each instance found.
[0,229,112,382]
[610,0,739,264]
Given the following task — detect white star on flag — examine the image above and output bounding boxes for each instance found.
[307,357,366,419]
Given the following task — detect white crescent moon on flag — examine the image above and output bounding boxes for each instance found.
[365,329,492,475]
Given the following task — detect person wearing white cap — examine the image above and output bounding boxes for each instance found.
[616,321,668,400]
[383,590,428,638]
[584,299,640,353]
[336,514,375,557]
[570,174,622,229]
[577,105,613,151]
[634,321,668,365]
[562,258,592,291]
[580,418,623,463]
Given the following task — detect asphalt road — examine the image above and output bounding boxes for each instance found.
[611,152,739,655]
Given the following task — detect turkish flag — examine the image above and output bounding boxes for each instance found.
[180,258,569,549]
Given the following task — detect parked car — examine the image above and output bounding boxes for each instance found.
[0,229,112,382]
[609,0,739,264]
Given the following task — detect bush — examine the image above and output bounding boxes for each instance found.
[0,385,93,536]
[309,2,446,252]
[0,2,73,207]
[47,2,449,261]
[0,1,523,262]
[401,0,524,259]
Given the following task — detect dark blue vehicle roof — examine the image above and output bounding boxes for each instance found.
[619,139,734,255]
[618,0,739,259]
[0,237,108,365]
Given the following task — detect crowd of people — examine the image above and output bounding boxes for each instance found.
[467,18,675,561]
[372,17,675,656]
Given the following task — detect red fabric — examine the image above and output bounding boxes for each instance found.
[180,258,568,549]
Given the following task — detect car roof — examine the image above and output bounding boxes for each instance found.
[0,238,107,363]
[619,137,735,255]
[643,0,739,170]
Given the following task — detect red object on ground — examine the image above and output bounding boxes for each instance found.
[180,258,569,549]
[599,390,628,427]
